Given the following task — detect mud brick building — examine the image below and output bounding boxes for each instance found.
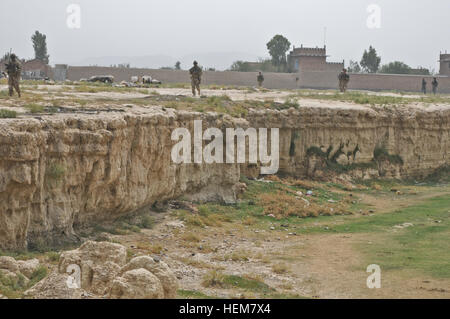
[287,45,344,73]
[439,52,450,76]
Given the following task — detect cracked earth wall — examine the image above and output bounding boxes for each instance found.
[0,105,448,249]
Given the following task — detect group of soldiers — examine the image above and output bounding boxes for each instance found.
[421,77,439,95]
[188,62,265,96]
[2,53,21,98]
[1,56,441,99]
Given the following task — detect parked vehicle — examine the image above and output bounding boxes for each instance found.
[87,75,114,83]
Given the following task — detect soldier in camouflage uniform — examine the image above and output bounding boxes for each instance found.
[5,54,21,97]
[257,72,264,87]
[421,78,427,94]
[189,61,202,96]
[338,68,350,93]
[432,77,438,95]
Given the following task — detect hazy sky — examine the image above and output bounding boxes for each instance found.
[1,0,449,70]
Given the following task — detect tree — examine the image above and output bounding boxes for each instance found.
[175,61,181,70]
[360,46,381,73]
[410,67,430,75]
[266,35,291,72]
[380,61,411,74]
[31,31,49,64]
[347,60,361,73]
[1,52,11,62]
[380,61,430,75]
[230,61,250,72]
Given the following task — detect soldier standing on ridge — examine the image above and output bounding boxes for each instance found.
[421,78,427,94]
[5,53,21,98]
[338,68,350,93]
[432,77,438,95]
[189,61,202,96]
[257,72,264,87]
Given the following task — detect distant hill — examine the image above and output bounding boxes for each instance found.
[72,52,262,71]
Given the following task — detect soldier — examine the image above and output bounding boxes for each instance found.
[338,68,350,93]
[189,61,202,96]
[421,78,427,94]
[5,53,21,98]
[432,77,438,95]
[257,72,264,87]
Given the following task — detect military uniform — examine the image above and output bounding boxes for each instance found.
[421,79,427,94]
[432,78,438,95]
[189,61,202,96]
[5,54,21,97]
[257,73,264,87]
[338,70,350,93]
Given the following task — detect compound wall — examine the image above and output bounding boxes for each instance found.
[66,66,450,93]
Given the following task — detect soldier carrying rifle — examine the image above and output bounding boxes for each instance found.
[4,53,22,98]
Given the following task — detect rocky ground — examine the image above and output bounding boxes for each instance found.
[1,175,449,299]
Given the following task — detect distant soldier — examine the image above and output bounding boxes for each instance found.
[5,53,21,97]
[257,72,264,87]
[421,78,427,94]
[338,68,350,93]
[189,61,202,96]
[432,77,438,95]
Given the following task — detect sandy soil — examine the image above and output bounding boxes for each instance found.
[1,85,449,115]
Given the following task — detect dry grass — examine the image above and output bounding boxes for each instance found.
[202,270,227,288]
[213,250,250,262]
[177,256,223,270]
[181,232,201,242]
[272,263,289,274]
[242,216,257,225]
[135,242,164,254]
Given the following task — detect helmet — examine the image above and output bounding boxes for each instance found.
[10,53,17,60]
[193,61,198,65]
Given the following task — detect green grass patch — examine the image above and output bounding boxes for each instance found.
[202,271,275,294]
[0,109,17,118]
[0,265,47,299]
[24,103,45,113]
[177,289,217,299]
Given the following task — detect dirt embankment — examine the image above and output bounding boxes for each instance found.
[0,102,449,250]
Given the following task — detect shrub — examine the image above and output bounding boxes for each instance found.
[0,109,17,118]
[24,103,44,113]
[373,146,404,165]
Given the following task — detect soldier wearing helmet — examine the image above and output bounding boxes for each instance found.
[5,53,22,97]
[189,61,202,96]
[338,68,350,93]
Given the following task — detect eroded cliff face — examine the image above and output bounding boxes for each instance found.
[0,109,240,250]
[0,104,448,250]
[247,105,449,180]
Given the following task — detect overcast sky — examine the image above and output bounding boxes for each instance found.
[1,0,449,71]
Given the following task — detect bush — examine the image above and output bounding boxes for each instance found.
[24,103,45,113]
[0,109,17,118]
[373,146,404,165]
